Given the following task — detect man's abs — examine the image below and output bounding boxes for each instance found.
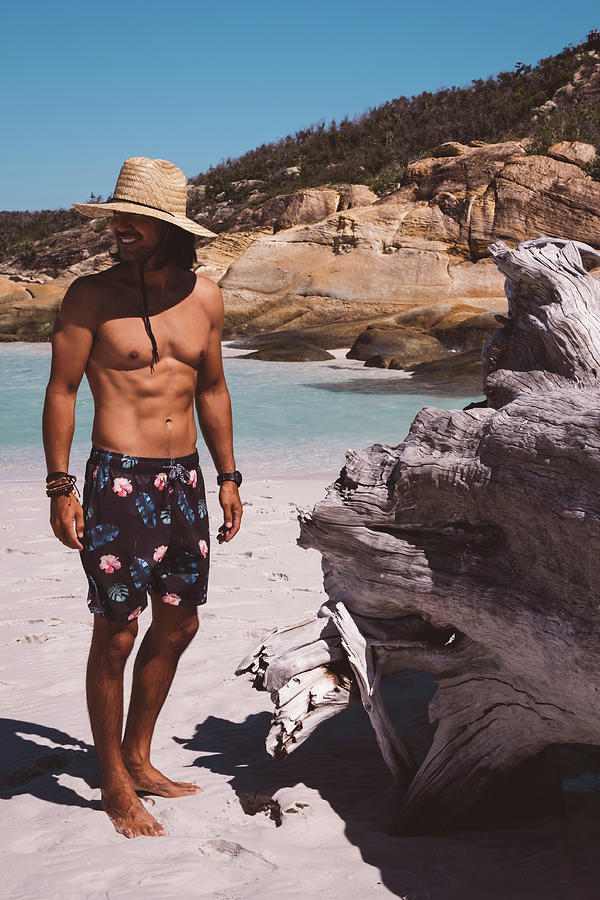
[88,359,200,458]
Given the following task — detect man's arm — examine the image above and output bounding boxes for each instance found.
[42,278,97,550]
[194,280,242,544]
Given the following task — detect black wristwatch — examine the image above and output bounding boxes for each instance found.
[217,470,242,487]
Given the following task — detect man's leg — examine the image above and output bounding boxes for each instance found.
[87,614,165,838]
[121,596,201,797]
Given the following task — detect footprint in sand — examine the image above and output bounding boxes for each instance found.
[16,634,56,644]
[199,839,276,871]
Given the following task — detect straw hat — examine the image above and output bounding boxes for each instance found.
[73,157,216,238]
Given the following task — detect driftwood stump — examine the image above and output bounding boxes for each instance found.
[237,237,600,833]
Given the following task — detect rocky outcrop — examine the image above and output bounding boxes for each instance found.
[407,348,484,394]
[3,132,600,346]
[194,228,272,283]
[547,141,596,167]
[190,181,377,235]
[336,184,377,210]
[220,137,600,339]
[405,140,526,199]
[469,154,600,259]
[242,340,334,361]
[0,276,71,340]
[0,221,113,281]
[347,326,444,368]
[259,188,340,232]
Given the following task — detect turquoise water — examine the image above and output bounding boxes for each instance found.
[0,343,481,480]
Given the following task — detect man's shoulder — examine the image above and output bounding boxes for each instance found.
[64,266,119,300]
[58,267,119,328]
[190,273,223,318]
[193,272,222,297]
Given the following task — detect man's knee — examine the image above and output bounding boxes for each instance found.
[160,612,199,654]
[90,618,137,669]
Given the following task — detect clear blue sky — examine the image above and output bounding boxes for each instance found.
[2,0,598,210]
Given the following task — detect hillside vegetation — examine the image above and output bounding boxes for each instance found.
[1,40,599,259]
[190,42,597,213]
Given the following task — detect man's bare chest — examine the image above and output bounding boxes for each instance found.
[92,299,209,372]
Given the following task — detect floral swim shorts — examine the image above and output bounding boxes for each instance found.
[80,446,210,621]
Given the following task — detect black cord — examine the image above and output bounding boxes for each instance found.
[138,262,160,373]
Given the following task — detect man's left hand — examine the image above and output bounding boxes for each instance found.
[217,482,242,543]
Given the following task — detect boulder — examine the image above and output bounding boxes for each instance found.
[407,348,484,394]
[430,141,469,158]
[547,141,597,167]
[404,141,526,200]
[0,221,113,280]
[347,326,445,367]
[228,317,383,349]
[336,184,377,210]
[469,155,600,260]
[0,276,69,341]
[220,192,507,335]
[259,188,340,232]
[391,298,507,332]
[241,340,334,361]
[194,228,272,283]
[430,310,500,350]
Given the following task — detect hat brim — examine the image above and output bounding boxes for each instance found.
[72,200,216,238]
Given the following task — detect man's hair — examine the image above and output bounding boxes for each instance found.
[112,223,197,269]
[153,224,197,270]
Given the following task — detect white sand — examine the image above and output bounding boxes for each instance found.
[2,476,600,899]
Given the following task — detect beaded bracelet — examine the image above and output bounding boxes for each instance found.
[46,472,80,499]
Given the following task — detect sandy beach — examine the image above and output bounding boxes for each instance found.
[2,474,600,899]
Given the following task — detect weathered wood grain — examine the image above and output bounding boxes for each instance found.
[237,237,600,832]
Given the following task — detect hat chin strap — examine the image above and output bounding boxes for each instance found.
[138,262,160,373]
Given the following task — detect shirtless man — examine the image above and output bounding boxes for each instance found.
[42,157,243,838]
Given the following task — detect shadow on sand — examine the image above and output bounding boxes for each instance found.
[177,672,600,900]
[0,718,100,811]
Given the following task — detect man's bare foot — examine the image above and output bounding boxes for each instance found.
[101,787,166,838]
[125,760,201,798]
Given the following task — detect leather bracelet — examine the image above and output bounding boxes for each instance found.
[46,472,80,498]
[217,471,242,487]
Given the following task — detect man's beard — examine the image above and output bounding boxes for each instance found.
[115,232,169,269]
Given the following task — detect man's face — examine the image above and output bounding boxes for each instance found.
[110,211,168,264]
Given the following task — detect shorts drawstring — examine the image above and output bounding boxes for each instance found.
[167,463,190,485]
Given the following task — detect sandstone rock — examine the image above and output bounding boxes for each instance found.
[407,348,484,394]
[347,327,444,367]
[194,228,272,283]
[405,141,525,200]
[336,184,377,210]
[430,141,468,158]
[0,276,69,340]
[241,340,334,362]
[430,310,499,350]
[552,57,600,108]
[391,298,507,332]
[547,141,596,167]
[259,188,340,232]
[220,197,507,335]
[364,355,394,368]
[187,183,206,203]
[228,317,385,349]
[0,221,113,280]
[469,155,600,259]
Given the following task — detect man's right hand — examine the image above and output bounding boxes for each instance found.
[50,494,85,550]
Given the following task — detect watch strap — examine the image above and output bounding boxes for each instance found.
[217,470,242,487]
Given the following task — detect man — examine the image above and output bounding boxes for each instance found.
[42,157,243,839]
